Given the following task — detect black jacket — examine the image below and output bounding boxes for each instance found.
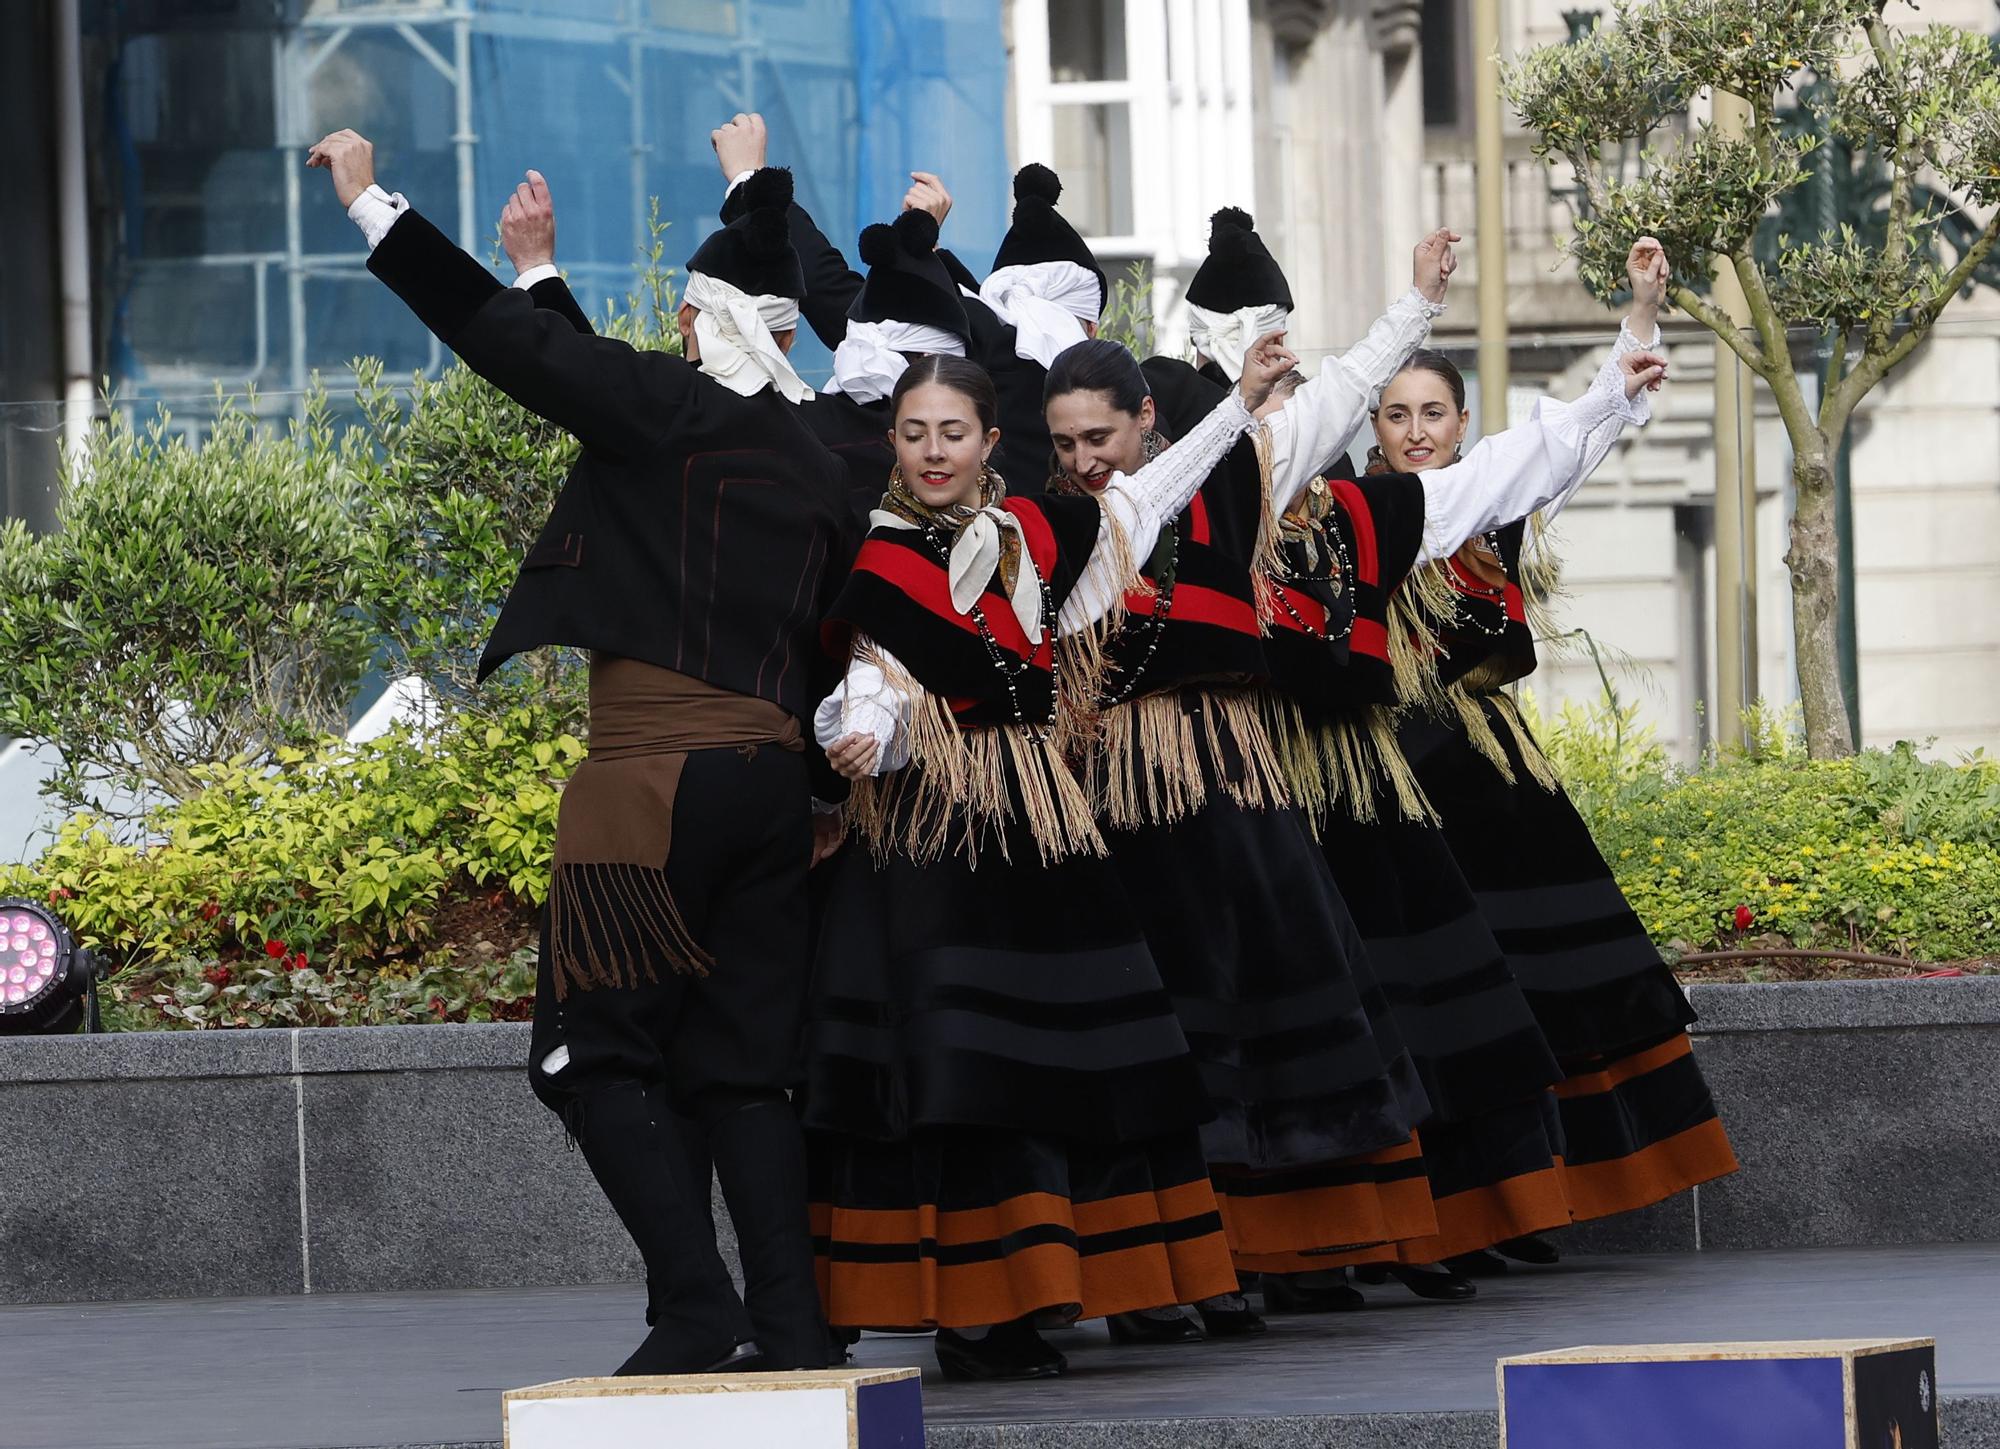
[367,208,859,732]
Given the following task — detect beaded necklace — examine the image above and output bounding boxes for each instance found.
[915,521,1061,740]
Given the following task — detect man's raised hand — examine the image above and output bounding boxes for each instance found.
[500,170,556,274]
[711,113,769,184]
[901,172,953,231]
[306,129,376,209]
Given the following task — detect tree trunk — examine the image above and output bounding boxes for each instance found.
[1785,448,1856,758]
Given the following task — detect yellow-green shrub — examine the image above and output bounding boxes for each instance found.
[1,709,579,1029]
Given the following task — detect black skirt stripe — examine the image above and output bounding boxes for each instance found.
[1316,812,1564,1122]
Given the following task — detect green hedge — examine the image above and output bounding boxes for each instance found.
[1,709,577,1030]
[1530,695,2000,964]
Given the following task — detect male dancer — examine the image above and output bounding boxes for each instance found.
[309,129,853,1375]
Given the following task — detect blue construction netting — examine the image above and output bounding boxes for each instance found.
[88,0,1008,401]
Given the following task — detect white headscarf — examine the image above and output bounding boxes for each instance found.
[682,270,814,404]
[1187,302,1291,383]
[827,319,966,403]
[979,261,1101,369]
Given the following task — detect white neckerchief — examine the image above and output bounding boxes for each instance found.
[980,261,1100,369]
[827,319,966,403]
[867,501,1043,643]
[682,270,813,404]
[1188,302,1291,383]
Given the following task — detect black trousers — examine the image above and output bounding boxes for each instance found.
[529,743,813,1121]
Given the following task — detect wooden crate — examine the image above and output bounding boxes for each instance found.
[503,1366,923,1448]
[1499,1339,1937,1449]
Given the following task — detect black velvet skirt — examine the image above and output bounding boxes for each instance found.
[800,792,1238,1325]
[1399,695,1738,1222]
[1104,791,1429,1172]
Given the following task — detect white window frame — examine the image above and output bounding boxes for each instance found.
[1012,0,1255,271]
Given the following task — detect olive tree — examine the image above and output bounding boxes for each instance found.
[1506,0,2000,757]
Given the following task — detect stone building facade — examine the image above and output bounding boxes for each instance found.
[1006,0,2000,759]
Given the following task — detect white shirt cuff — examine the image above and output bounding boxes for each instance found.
[346,184,409,250]
[725,168,755,198]
[513,263,560,291]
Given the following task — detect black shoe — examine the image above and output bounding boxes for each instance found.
[1353,1262,1478,1302]
[1442,1249,1511,1279]
[618,1333,762,1377]
[1106,1308,1206,1345]
[935,1319,1068,1381]
[708,1099,834,1370]
[1496,1233,1562,1266]
[1260,1272,1366,1314]
[572,1084,754,1375]
[1195,1299,1268,1338]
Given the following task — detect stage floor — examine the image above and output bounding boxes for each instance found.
[8,1245,2000,1449]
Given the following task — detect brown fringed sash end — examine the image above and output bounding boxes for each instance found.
[546,861,714,999]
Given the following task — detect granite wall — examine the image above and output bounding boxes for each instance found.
[6,978,1998,1304]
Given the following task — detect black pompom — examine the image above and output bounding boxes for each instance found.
[893,208,939,253]
[738,166,794,214]
[1014,162,1062,206]
[1209,206,1255,244]
[741,206,790,258]
[857,223,898,267]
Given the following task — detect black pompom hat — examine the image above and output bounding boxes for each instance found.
[1184,206,1294,314]
[686,167,806,299]
[847,209,971,345]
[989,163,1107,315]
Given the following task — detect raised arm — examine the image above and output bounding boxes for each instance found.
[1261,228,1458,513]
[310,131,694,460]
[1411,347,1666,564]
[714,113,860,351]
[1058,332,1297,631]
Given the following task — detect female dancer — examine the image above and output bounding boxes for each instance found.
[1258,240,1676,1311]
[804,340,1297,1380]
[1039,290,1666,1339]
[1374,239,1737,1272]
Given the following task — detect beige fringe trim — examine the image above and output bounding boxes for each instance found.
[1387,565,1458,714]
[845,648,1104,866]
[1096,686,1290,830]
[545,861,713,998]
[1249,424,1287,624]
[1447,689,1559,793]
[1265,693,1438,829]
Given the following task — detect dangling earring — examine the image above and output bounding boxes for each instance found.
[1366,444,1386,473]
[1452,439,1464,460]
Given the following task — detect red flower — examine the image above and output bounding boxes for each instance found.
[199,901,221,922]
[429,995,449,1018]
[48,887,72,902]
[265,939,288,959]
[1733,904,1754,932]
[290,952,309,972]
[203,965,233,988]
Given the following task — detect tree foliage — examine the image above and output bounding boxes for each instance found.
[1505,0,2000,759]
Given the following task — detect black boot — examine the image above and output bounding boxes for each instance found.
[1353,1262,1477,1302]
[708,1098,833,1370]
[571,1084,758,1374]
